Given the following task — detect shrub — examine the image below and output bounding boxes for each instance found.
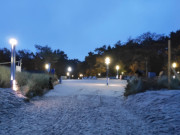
[0,66,11,88]
[26,73,49,97]
[157,76,168,88]
[16,72,30,87]
[124,75,180,96]
[0,66,58,98]
[124,77,143,96]
[170,78,180,89]
[157,76,180,89]
[16,72,57,98]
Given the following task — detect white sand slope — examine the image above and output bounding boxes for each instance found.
[0,79,179,135]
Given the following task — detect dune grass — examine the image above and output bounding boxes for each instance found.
[124,76,180,96]
[0,66,11,88]
[16,72,57,98]
[0,66,58,98]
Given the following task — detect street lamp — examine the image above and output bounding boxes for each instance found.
[105,57,110,85]
[45,64,49,69]
[172,62,177,68]
[67,67,72,79]
[116,65,120,79]
[79,74,83,77]
[9,38,18,91]
[45,63,51,73]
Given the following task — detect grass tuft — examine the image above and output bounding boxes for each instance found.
[0,66,11,88]
[0,66,58,98]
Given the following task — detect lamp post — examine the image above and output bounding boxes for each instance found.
[67,67,72,79]
[105,57,110,85]
[9,38,17,91]
[116,65,120,79]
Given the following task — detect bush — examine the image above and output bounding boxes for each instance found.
[16,72,58,98]
[0,66,58,98]
[16,72,30,87]
[157,75,180,89]
[0,66,11,88]
[124,76,180,96]
[170,78,180,89]
[124,77,143,96]
[157,76,168,88]
[25,74,49,97]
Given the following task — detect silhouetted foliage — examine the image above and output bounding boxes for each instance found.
[1,30,180,78]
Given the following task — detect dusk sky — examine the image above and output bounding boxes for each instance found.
[0,0,180,61]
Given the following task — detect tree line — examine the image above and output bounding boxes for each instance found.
[0,30,180,78]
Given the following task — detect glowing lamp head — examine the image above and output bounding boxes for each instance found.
[68,67,72,72]
[45,64,49,69]
[116,65,120,70]
[9,38,18,46]
[79,74,83,77]
[172,62,177,68]
[105,57,110,65]
[67,72,70,76]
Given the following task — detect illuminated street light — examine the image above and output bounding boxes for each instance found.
[116,65,120,79]
[45,63,51,73]
[98,73,101,76]
[172,62,177,68]
[9,38,18,46]
[68,67,72,72]
[9,38,17,91]
[67,72,70,76]
[45,64,49,69]
[105,57,110,85]
[67,67,72,79]
[105,57,110,65]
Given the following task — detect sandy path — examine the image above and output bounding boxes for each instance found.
[0,80,153,135]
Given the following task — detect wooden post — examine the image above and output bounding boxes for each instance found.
[168,40,171,89]
[145,57,148,77]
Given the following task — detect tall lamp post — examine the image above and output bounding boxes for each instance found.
[105,57,110,85]
[116,65,120,79]
[9,38,17,91]
[67,67,72,79]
